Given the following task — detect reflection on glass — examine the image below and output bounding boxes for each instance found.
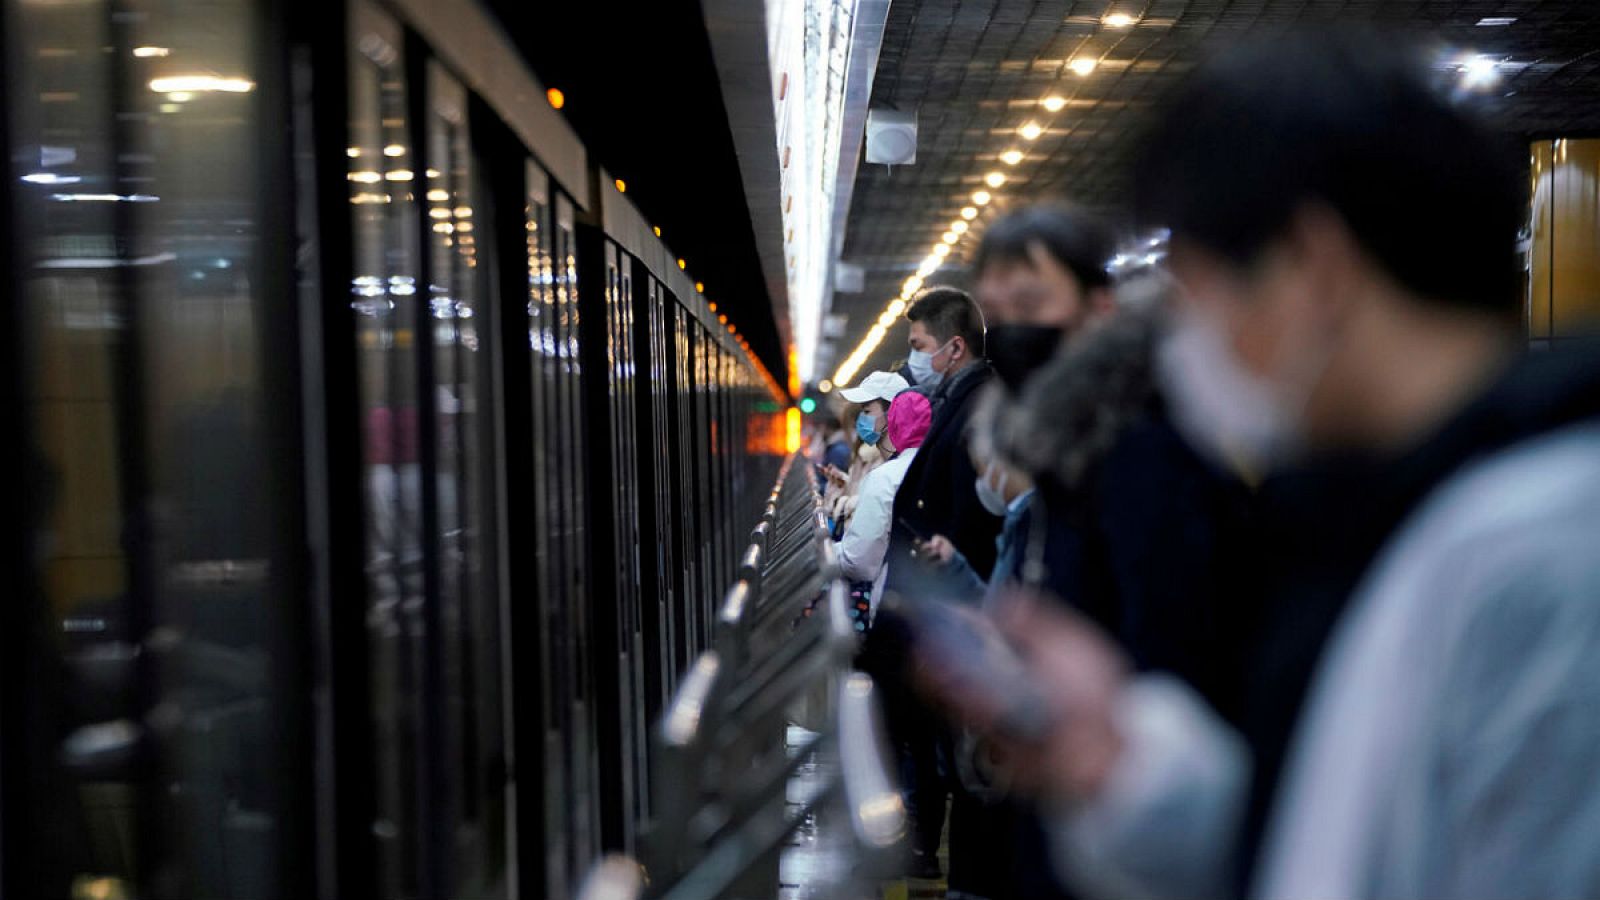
[348,8,422,895]
[12,0,286,896]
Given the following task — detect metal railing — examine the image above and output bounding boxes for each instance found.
[580,454,906,900]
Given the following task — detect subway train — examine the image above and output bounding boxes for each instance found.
[0,0,796,897]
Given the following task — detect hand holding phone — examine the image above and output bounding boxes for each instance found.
[886,591,1055,743]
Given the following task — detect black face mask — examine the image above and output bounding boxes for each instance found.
[986,323,1066,392]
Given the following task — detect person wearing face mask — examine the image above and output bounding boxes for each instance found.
[825,371,911,533]
[835,390,932,614]
[915,264,1251,900]
[862,287,1000,883]
[924,32,1600,900]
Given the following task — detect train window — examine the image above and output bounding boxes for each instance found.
[347,6,424,895]
[424,61,508,898]
[9,0,292,895]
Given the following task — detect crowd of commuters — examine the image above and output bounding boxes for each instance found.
[805,29,1600,900]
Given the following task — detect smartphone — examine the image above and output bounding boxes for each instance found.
[885,590,1055,742]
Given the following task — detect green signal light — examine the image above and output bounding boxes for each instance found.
[798,397,818,414]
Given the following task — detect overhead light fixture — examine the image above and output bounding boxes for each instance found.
[653,226,661,237]
[1018,121,1043,141]
[677,258,687,270]
[1000,149,1023,166]
[148,74,254,93]
[972,190,992,205]
[547,87,565,109]
[1476,17,1516,26]
[695,281,704,292]
[951,220,969,234]
[933,244,951,257]
[614,178,626,193]
[917,257,940,277]
[887,298,908,316]
[878,310,898,328]
[20,172,80,185]
[383,144,405,157]
[1070,57,1098,76]
[903,276,924,294]
[1041,95,1067,112]
[961,206,979,220]
[942,231,958,244]
[426,189,449,201]
[1103,12,1137,28]
[818,379,833,393]
[984,171,1006,188]
[384,169,413,182]
[1460,53,1502,89]
[132,46,170,58]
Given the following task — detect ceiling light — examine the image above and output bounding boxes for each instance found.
[933,244,951,257]
[951,220,969,234]
[384,169,413,182]
[887,298,907,316]
[972,190,992,205]
[20,172,80,185]
[984,171,1006,188]
[426,189,449,201]
[1000,149,1023,166]
[547,88,565,109]
[677,258,687,270]
[148,75,254,93]
[942,231,958,244]
[133,46,170,58]
[695,281,704,292]
[961,206,979,220]
[1018,121,1043,141]
[614,178,626,193]
[383,144,405,157]
[1460,54,1501,88]
[1070,57,1098,76]
[903,275,923,294]
[1476,17,1516,26]
[1041,95,1067,112]
[818,379,833,393]
[878,310,898,327]
[917,257,940,277]
[1103,12,1137,28]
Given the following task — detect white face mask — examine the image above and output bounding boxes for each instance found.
[974,461,1010,516]
[907,338,956,387]
[1155,309,1302,473]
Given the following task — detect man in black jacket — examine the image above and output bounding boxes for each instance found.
[861,287,999,882]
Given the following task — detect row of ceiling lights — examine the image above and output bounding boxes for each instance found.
[828,9,1525,393]
[827,9,1145,390]
[546,86,788,400]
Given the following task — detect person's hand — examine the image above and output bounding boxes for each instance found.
[915,534,957,564]
[824,465,849,486]
[919,588,1131,804]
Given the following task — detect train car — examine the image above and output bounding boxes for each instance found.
[0,1,790,898]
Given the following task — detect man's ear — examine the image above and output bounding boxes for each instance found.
[1286,202,1364,322]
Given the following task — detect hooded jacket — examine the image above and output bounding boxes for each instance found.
[972,300,1250,698]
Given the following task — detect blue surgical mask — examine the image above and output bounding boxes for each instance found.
[974,461,1009,517]
[855,410,882,445]
[907,338,956,387]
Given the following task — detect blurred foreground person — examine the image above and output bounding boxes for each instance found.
[931,32,1600,900]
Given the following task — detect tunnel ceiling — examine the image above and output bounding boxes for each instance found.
[829,0,1600,383]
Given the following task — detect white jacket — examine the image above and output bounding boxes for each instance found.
[836,447,918,614]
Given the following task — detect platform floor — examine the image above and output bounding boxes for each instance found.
[779,726,946,900]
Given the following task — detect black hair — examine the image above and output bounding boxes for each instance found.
[906,286,985,354]
[1134,30,1524,318]
[973,204,1115,290]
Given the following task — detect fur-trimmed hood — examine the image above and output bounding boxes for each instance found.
[972,274,1171,489]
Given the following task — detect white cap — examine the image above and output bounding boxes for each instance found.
[838,370,910,404]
